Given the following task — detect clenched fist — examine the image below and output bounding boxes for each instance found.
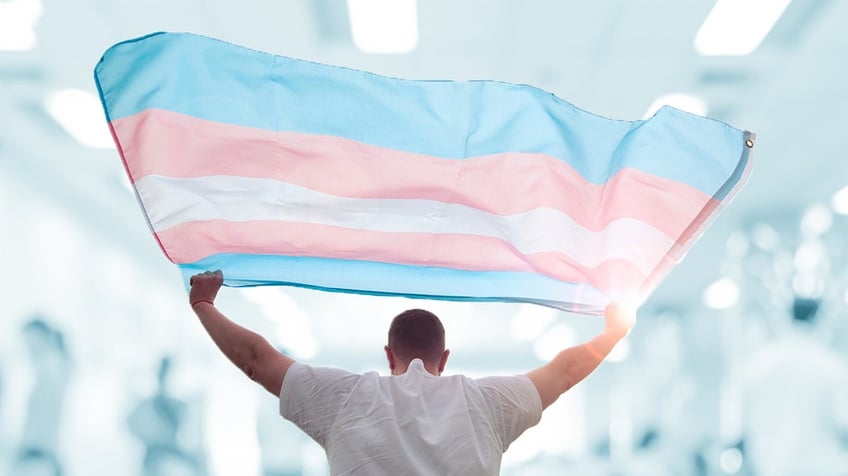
[189,270,224,307]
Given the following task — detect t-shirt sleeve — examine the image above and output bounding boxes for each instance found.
[477,375,543,451]
[279,362,359,447]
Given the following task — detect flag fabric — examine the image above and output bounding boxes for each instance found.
[95,32,754,314]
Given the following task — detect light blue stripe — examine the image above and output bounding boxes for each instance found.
[95,32,747,195]
[177,253,609,314]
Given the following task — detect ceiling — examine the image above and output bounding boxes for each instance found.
[2,0,847,361]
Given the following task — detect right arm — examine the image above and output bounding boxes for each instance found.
[189,271,295,396]
[527,303,634,409]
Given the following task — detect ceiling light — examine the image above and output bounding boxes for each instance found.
[347,0,418,54]
[44,89,115,149]
[0,0,43,51]
[831,185,848,214]
[644,93,708,118]
[695,0,792,56]
[703,277,739,309]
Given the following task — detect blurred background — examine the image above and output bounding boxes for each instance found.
[1,0,847,475]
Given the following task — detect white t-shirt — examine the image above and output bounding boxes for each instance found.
[279,359,542,476]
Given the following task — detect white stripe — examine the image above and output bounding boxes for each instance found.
[135,175,675,275]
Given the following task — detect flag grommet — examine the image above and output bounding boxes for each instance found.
[745,139,754,148]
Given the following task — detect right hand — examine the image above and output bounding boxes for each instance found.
[604,302,636,338]
[189,270,224,306]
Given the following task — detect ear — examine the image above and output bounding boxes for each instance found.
[438,349,450,374]
[384,345,395,371]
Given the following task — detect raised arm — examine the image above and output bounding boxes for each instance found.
[189,270,295,396]
[526,303,634,409]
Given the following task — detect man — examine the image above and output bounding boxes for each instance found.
[189,270,633,475]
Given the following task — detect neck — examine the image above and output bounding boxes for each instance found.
[393,358,440,376]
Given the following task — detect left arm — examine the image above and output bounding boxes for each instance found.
[189,271,295,396]
[526,303,633,409]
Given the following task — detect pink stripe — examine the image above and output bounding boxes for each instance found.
[640,156,753,295]
[157,220,650,294]
[112,109,717,238]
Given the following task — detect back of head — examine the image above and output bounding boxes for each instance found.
[387,309,445,366]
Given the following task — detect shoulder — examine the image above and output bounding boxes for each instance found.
[475,375,542,410]
[472,374,543,450]
[279,362,363,414]
[283,362,361,388]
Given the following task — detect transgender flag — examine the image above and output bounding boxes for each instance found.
[95,32,754,314]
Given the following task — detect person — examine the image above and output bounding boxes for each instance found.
[723,297,848,476]
[127,356,205,476]
[188,270,634,475]
[15,317,71,476]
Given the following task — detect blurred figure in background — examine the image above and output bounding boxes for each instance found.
[724,297,848,476]
[127,356,206,476]
[11,449,62,476]
[12,317,71,476]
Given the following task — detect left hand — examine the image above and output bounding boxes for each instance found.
[189,270,224,306]
[604,302,636,338]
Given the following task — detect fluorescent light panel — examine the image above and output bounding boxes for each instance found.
[347,0,419,54]
[695,0,792,56]
[44,89,115,149]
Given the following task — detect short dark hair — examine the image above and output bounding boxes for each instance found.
[387,309,445,364]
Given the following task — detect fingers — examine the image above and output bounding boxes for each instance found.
[604,302,637,335]
[189,270,224,286]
